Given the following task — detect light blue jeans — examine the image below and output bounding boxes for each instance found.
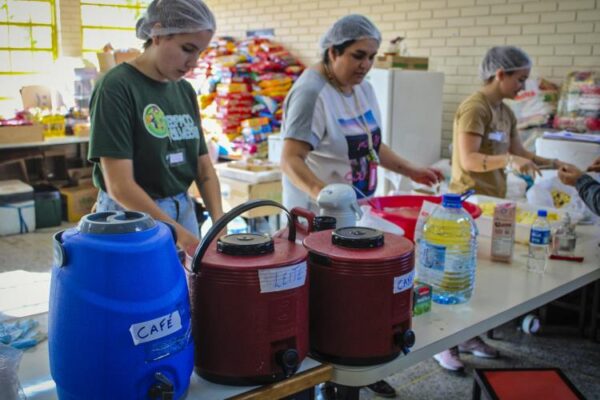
[96,190,200,238]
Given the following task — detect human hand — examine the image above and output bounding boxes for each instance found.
[510,155,542,178]
[587,156,600,173]
[175,225,200,257]
[558,163,585,187]
[409,167,444,186]
[552,159,568,170]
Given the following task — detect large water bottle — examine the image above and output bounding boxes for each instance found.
[416,193,478,305]
[527,209,551,273]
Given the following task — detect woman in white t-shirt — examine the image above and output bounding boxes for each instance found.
[280,14,443,399]
[280,14,443,213]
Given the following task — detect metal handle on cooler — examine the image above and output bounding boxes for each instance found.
[291,207,315,237]
[52,230,67,268]
[191,200,296,274]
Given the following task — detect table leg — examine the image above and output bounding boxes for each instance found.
[591,280,599,342]
[334,384,360,400]
[578,285,588,337]
[472,379,482,400]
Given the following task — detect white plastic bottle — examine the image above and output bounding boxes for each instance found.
[416,193,478,305]
[527,209,551,273]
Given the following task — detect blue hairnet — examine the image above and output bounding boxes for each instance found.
[479,46,532,81]
[136,0,216,40]
[319,14,381,52]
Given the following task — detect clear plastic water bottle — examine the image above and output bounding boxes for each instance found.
[527,209,550,273]
[416,193,478,305]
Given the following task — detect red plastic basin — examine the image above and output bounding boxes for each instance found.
[366,195,482,242]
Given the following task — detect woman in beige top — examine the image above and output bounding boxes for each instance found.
[450,46,563,198]
[438,46,565,373]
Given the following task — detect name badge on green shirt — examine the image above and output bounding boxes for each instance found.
[168,151,185,166]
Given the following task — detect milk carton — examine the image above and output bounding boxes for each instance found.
[491,202,516,263]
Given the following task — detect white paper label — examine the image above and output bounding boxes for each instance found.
[488,131,507,142]
[168,152,184,165]
[129,310,182,346]
[393,270,415,294]
[258,261,307,293]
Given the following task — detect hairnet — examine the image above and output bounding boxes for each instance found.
[479,46,532,81]
[319,14,381,52]
[136,0,216,41]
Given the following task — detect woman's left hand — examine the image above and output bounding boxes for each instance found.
[409,167,444,186]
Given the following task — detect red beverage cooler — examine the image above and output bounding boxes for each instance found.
[304,227,415,365]
[189,200,309,385]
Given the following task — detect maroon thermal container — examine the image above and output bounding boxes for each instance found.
[303,227,415,365]
[189,200,309,385]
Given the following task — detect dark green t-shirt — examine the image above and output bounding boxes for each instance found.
[88,63,207,199]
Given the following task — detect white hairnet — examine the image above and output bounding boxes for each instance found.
[479,46,532,81]
[319,14,381,52]
[136,0,216,40]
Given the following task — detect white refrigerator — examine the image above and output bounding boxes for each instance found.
[366,68,444,195]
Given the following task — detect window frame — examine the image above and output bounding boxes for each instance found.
[0,0,58,75]
[80,0,149,56]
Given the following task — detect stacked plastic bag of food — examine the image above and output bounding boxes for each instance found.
[506,78,559,130]
[189,37,304,158]
[553,71,600,132]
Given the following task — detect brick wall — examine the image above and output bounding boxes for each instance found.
[206,0,600,158]
[57,0,82,57]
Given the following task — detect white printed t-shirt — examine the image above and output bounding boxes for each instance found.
[281,68,383,211]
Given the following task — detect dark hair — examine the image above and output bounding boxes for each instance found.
[484,69,516,84]
[322,40,356,64]
[142,34,175,50]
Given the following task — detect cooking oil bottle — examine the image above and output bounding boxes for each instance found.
[416,193,478,304]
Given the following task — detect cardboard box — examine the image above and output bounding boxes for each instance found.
[0,124,44,145]
[218,176,282,218]
[60,184,98,222]
[97,49,141,73]
[67,167,93,186]
[374,55,429,70]
[20,85,53,109]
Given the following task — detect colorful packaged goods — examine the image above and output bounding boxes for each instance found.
[553,71,600,132]
[194,36,305,157]
[506,78,559,130]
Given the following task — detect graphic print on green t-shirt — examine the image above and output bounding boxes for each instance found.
[143,104,169,138]
[143,104,200,141]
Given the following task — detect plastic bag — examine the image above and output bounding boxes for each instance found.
[0,343,25,400]
[506,78,558,130]
[0,319,47,350]
[356,205,405,236]
[553,71,600,132]
[526,176,592,222]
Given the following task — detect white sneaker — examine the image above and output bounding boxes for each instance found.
[433,347,464,371]
[458,336,499,358]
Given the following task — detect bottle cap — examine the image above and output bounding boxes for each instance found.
[313,216,336,231]
[537,209,547,218]
[441,193,462,209]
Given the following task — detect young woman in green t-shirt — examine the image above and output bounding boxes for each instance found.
[89,0,223,256]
